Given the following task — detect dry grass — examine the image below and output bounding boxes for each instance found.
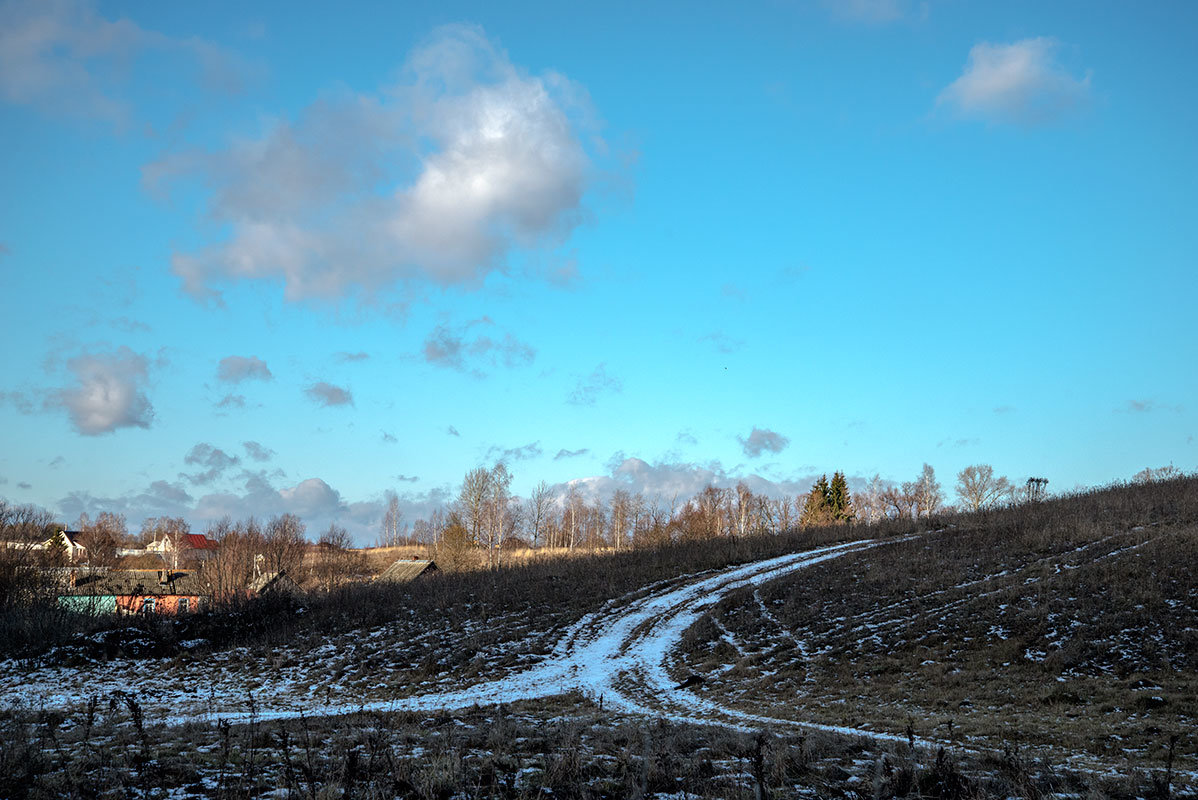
[673,476,1198,780]
[0,690,1161,799]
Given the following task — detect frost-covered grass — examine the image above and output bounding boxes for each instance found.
[676,477,1198,782]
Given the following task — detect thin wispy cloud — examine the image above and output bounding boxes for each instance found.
[568,363,622,406]
[554,448,589,460]
[938,37,1090,125]
[421,318,535,375]
[335,351,370,363]
[0,0,254,125]
[1121,399,1181,414]
[824,0,908,24]
[243,441,275,462]
[217,355,272,383]
[738,427,790,458]
[305,381,353,407]
[487,441,543,462]
[700,332,744,354]
[215,393,247,410]
[182,442,240,484]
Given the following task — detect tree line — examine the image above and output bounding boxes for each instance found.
[387,462,1068,569]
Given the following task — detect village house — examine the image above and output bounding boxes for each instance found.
[59,569,209,615]
[145,533,220,564]
[43,530,87,562]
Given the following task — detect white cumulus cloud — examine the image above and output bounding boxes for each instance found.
[57,347,154,435]
[938,37,1090,125]
[147,23,603,305]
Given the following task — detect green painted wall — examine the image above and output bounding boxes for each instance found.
[59,595,118,615]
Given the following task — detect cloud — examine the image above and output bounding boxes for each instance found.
[305,381,353,407]
[738,427,790,458]
[215,393,247,409]
[824,0,907,23]
[0,390,36,414]
[1121,399,1181,414]
[700,332,744,354]
[110,316,151,333]
[487,441,543,462]
[938,37,1091,125]
[554,448,589,460]
[49,456,66,469]
[0,0,253,125]
[422,318,535,374]
[568,363,622,406]
[55,471,414,546]
[447,425,461,437]
[396,474,420,483]
[56,347,154,435]
[242,441,275,462]
[0,243,8,257]
[993,405,1015,414]
[563,456,826,509]
[217,355,272,383]
[720,283,746,301]
[335,351,370,362]
[148,23,604,305]
[16,482,32,490]
[936,437,980,449]
[182,442,240,484]
[380,430,398,444]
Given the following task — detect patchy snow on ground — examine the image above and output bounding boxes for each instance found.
[0,539,899,744]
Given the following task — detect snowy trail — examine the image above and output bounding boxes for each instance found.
[219,538,896,729]
[0,538,895,738]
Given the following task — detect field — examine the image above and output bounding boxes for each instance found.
[0,478,1194,798]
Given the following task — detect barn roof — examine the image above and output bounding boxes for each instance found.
[64,569,208,597]
[184,534,219,550]
[247,570,301,595]
[377,559,438,583]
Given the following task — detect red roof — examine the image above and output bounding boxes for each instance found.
[184,534,219,550]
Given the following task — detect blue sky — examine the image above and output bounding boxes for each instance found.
[1,0,1195,542]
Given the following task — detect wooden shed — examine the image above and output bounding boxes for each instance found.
[247,570,302,596]
[376,558,438,583]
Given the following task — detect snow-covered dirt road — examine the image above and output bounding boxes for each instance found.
[1,539,895,736]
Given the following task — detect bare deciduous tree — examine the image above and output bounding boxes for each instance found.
[263,513,307,578]
[524,480,552,548]
[913,463,942,519]
[956,464,1013,512]
[77,511,126,573]
[457,467,490,546]
[484,462,512,568]
[314,523,361,591]
[377,491,405,547]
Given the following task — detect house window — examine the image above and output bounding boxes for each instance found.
[141,597,155,613]
[178,598,190,613]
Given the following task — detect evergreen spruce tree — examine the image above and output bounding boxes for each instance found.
[799,475,833,527]
[46,531,68,566]
[829,471,854,523]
